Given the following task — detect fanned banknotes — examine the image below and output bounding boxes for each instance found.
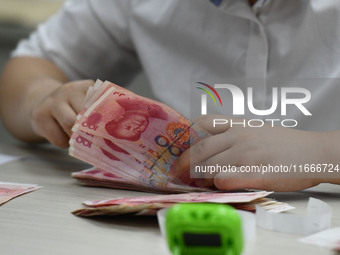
[70,81,293,217]
[70,80,210,193]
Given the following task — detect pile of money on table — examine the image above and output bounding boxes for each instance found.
[70,80,209,193]
[70,80,292,216]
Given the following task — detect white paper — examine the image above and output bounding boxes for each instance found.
[256,197,332,235]
[0,154,21,165]
[299,227,340,250]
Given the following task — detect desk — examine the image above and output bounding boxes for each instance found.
[0,120,339,255]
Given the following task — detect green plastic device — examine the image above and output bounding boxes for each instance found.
[165,203,243,255]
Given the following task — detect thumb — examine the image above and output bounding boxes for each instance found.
[194,114,231,134]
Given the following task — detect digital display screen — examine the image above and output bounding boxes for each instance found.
[183,233,222,247]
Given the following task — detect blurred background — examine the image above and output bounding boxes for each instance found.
[0,0,65,144]
[0,0,152,145]
[0,0,65,70]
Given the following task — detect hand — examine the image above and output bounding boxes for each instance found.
[30,80,94,148]
[174,115,331,191]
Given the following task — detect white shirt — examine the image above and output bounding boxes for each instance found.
[12,0,340,131]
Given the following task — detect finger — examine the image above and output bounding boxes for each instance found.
[48,118,70,148]
[214,170,267,190]
[191,148,242,187]
[214,170,316,191]
[189,151,237,181]
[203,147,242,170]
[173,132,233,178]
[34,117,69,148]
[67,80,94,113]
[52,102,77,137]
[69,91,87,114]
[194,114,231,134]
[194,178,215,188]
[67,79,94,89]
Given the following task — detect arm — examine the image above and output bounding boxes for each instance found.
[0,56,93,147]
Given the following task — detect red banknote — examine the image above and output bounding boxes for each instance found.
[0,182,41,205]
[70,81,293,217]
[70,80,210,192]
[72,191,294,217]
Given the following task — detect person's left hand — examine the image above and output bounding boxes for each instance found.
[173,115,329,191]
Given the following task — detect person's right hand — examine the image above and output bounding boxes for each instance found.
[30,80,94,148]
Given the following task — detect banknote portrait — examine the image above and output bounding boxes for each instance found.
[105,98,168,141]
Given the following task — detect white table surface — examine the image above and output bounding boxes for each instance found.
[0,120,339,255]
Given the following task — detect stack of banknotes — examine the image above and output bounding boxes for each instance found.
[70,80,210,193]
[72,191,294,217]
[70,80,293,216]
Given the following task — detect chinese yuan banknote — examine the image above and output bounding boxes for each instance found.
[70,80,210,192]
[70,81,294,217]
[72,191,294,217]
[0,182,41,205]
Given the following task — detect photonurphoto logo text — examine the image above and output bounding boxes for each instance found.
[196,82,312,128]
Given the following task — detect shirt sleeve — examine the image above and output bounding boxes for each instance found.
[11,0,141,84]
